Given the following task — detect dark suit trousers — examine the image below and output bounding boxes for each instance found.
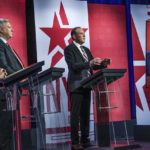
[70,89,91,144]
[0,100,14,150]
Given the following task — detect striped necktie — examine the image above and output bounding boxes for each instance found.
[80,46,91,76]
[80,46,88,62]
[7,44,24,68]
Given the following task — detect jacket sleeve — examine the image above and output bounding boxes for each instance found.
[92,62,107,70]
[64,47,91,72]
[0,46,15,74]
[86,48,107,70]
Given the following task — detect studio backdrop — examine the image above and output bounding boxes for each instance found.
[33,0,131,145]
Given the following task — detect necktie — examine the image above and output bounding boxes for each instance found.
[7,44,24,68]
[80,46,88,62]
[80,46,91,76]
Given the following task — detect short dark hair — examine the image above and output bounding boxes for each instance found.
[71,27,81,39]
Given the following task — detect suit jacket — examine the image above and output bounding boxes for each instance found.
[64,42,106,92]
[0,39,23,75]
[0,39,23,101]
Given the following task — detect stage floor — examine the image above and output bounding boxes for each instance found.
[44,141,150,150]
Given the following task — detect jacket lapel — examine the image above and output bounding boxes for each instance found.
[71,42,85,62]
[0,39,23,69]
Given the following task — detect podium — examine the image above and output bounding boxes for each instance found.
[0,61,44,150]
[19,67,65,150]
[77,69,138,150]
[0,63,65,150]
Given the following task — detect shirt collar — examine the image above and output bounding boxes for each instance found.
[73,41,82,49]
[0,37,7,44]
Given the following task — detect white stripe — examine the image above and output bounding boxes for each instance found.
[133,61,145,66]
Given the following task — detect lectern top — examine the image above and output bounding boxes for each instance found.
[0,61,44,87]
[80,69,127,89]
[19,67,65,89]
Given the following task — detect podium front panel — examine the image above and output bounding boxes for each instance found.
[90,69,130,148]
[18,67,65,150]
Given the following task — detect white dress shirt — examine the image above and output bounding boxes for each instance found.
[73,41,85,56]
[0,37,7,44]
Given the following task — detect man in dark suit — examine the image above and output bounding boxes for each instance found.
[64,27,110,150]
[0,18,23,150]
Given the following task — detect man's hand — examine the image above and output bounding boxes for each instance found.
[0,68,7,79]
[102,58,111,66]
[90,57,102,67]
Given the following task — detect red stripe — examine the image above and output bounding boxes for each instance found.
[51,51,63,67]
[46,81,61,113]
[143,85,150,111]
[46,82,56,112]
[46,126,71,134]
[46,141,71,146]
[52,134,70,138]
[62,77,71,111]
[148,12,150,16]
[56,79,61,112]
[59,2,69,25]
[46,83,50,112]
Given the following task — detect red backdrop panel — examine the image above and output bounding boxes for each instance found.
[0,0,30,129]
[88,4,131,121]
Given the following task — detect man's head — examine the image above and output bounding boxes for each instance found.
[71,27,85,45]
[0,19,13,41]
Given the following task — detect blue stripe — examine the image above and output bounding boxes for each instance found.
[79,0,125,5]
[131,0,150,4]
[125,0,136,119]
[87,0,125,5]
[79,0,150,5]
